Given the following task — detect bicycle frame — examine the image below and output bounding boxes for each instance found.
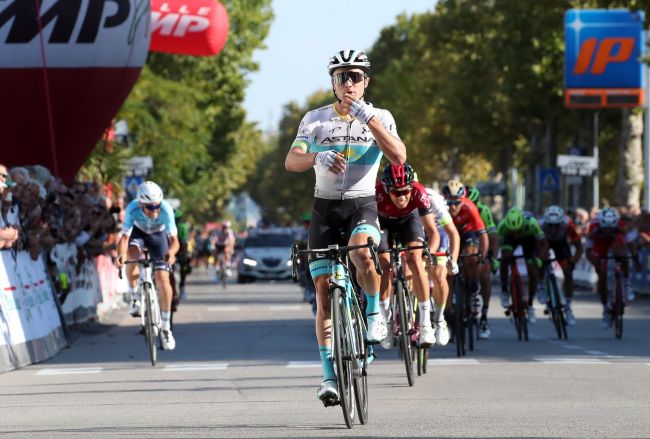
[500,254,528,342]
[137,260,161,333]
[291,237,381,428]
[600,254,632,339]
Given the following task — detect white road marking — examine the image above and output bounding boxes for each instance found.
[37,367,103,376]
[561,344,585,350]
[208,306,240,312]
[270,305,305,311]
[534,357,609,364]
[427,359,480,365]
[162,363,228,372]
[287,361,321,368]
[584,350,608,356]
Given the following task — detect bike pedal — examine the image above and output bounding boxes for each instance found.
[543,309,550,315]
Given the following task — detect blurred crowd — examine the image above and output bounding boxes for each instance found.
[0,163,121,267]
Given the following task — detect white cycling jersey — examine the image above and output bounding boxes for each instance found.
[291,103,400,200]
[425,187,453,227]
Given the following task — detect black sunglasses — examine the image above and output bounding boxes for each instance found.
[0,173,8,179]
[143,203,161,211]
[332,71,366,85]
[390,188,412,197]
[446,199,462,206]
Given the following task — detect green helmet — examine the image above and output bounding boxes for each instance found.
[504,207,524,231]
[174,209,183,219]
[466,185,480,204]
[301,213,311,222]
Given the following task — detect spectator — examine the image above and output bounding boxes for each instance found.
[0,163,19,249]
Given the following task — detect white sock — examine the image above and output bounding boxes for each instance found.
[161,311,171,331]
[129,285,140,300]
[380,298,391,318]
[419,300,431,326]
[433,303,445,323]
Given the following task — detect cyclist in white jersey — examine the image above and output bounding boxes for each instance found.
[285,49,406,403]
[115,181,180,350]
[425,187,460,344]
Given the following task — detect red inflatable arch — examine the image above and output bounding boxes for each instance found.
[0,0,151,183]
[150,0,229,57]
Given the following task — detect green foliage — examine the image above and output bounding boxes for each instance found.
[247,90,333,223]
[85,0,273,223]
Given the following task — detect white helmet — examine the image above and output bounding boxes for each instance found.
[598,207,619,228]
[543,205,565,225]
[327,49,371,75]
[137,181,163,204]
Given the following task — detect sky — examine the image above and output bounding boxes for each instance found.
[242,0,436,133]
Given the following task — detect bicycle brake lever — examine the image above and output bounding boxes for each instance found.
[367,237,383,276]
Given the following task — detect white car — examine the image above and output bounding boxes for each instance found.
[237,230,294,283]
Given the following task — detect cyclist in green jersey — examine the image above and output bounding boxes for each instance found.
[174,209,191,299]
[465,186,499,339]
[497,207,549,324]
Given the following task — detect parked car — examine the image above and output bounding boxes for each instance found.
[237,229,294,283]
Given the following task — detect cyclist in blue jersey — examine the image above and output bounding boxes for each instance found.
[285,49,406,403]
[115,181,180,350]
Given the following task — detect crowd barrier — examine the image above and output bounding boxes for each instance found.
[0,249,127,373]
[0,250,67,372]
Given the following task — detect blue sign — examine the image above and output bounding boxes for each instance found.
[565,9,645,90]
[124,176,143,201]
[539,168,560,192]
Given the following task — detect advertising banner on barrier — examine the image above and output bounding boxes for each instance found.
[0,251,62,346]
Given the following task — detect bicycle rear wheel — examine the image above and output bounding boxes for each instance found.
[395,280,414,386]
[351,304,368,425]
[466,290,474,352]
[331,287,356,428]
[452,280,465,357]
[614,279,624,339]
[143,284,157,366]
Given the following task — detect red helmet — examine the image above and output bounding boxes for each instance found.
[381,163,415,191]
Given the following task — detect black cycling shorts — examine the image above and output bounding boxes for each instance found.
[308,196,381,277]
[378,211,425,251]
[548,239,572,262]
[128,227,171,272]
[501,235,538,260]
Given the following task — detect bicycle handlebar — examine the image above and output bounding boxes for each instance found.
[118,257,167,279]
[291,237,382,282]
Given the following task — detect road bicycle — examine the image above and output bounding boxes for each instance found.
[215,251,228,289]
[541,258,568,340]
[380,239,433,386]
[121,255,163,366]
[499,254,529,342]
[600,254,635,339]
[450,252,481,357]
[292,237,381,429]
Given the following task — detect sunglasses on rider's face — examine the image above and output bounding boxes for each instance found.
[390,188,411,197]
[446,199,462,206]
[332,71,366,86]
[143,203,161,212]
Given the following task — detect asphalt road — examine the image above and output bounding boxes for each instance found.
[1,268,649,438]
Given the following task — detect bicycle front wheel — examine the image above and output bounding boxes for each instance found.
[351,304,368,425]
[331,286,356,428]
[452,280,465,357]
[143,284,157,366]
[395,280,414,386]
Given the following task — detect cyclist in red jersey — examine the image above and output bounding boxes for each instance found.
[585,207,640,327]
[540,205,583,325]
[376,163,441,346]
[442,180,489,320]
